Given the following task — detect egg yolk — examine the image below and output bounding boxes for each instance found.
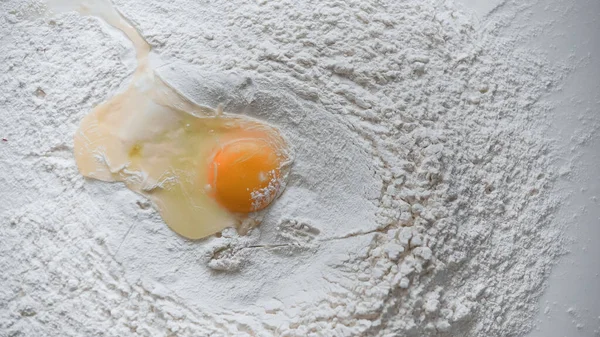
[207,139,282,213]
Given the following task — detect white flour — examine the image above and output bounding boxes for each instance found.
[0,0,577,336]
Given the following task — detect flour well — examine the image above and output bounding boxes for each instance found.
[0,0,579,336]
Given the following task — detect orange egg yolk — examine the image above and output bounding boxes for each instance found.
[207,138,282,213]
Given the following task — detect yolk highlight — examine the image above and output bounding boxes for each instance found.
[208,139,282,213]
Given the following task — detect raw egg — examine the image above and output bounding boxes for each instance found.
[72,2,292,239]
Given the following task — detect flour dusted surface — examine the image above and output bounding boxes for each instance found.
[0,0,572,336]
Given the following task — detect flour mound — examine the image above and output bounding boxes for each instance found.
[0,0,570,336]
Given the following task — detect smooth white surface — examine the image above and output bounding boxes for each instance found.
[458,0,600,335]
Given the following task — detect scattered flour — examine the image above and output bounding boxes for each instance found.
[0,0,581,336]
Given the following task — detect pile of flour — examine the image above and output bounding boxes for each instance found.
[0,0,575,336]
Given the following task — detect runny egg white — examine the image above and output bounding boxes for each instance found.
[75,73,292,239]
